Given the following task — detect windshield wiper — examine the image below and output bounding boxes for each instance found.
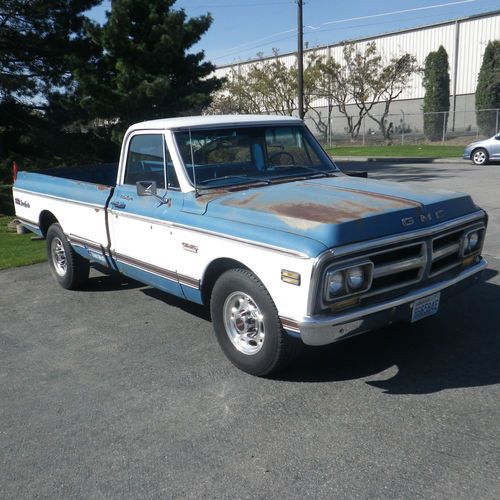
[267,164,338,177]
[197,175,271,188]
[292,166,338,177]
[264,166,338,183]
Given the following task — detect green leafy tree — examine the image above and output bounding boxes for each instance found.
[77,0,221,143]
[475,40,500,136]
[0,0,102,182]
[207,50,320,124]
[308,43,417,141]
[208,51,303,116]
[422,46,450,141]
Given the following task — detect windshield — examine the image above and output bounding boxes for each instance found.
[174,125,338,189]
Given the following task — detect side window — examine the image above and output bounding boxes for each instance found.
[124,134,165,188]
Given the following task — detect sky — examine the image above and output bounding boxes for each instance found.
[87,0,500,66]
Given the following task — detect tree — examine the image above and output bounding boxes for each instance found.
[207,48,329,119]
[366,53,418,143]
[308,43,417,141]
[475,40,500,136]
[208,51,300,116]
[0,0,102,182]
[76,0,221,143]
[206,68,257,114]
[422,46,450,141]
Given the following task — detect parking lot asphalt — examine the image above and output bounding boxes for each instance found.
[1,162,499,499]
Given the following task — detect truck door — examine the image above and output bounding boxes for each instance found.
[108,131,184,297]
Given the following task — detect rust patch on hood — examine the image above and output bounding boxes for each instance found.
[268,200,385,224]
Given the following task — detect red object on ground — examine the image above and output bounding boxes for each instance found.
[12,161,18,182]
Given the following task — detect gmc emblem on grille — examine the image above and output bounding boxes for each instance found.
[402,210,446,227]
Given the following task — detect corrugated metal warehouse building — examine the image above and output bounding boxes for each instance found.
[214,10,500,141]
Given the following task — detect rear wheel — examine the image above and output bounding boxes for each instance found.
[46,223,89,289]
[472,148,489,165]
[210,268,301,376]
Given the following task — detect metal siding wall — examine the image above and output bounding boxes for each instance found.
[215,12,500,103]
[370,24,456,101]
[457,16,500,96]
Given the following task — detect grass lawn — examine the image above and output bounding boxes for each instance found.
[325,144,464,158]
[0,216,47,270]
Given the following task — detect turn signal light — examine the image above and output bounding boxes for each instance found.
[281,269,301,286]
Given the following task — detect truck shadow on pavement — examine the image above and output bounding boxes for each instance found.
[80,265,499,394]
[279,269,500,394]
[141,287,211,321]
[80,267,143,292]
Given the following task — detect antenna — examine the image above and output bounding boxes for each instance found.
[188,128,199,197]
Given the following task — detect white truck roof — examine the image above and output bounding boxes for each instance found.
[127,114,303,132]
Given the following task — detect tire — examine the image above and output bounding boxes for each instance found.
[210,268,301,376]
[46,223,89,290]
[471,148,489,165]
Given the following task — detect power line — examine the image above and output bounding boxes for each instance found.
[213,7,482,63]
[211,0,479,62]
[309,0,477,28]
[213,28,296,56]
[178,1,293,8]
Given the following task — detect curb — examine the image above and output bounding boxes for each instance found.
[331,156,468,164]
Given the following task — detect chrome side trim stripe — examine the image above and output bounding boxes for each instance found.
[13,187,105,209]
[108,208,309,259]
[68,234,107,254]
[67,234,200,290]
[280,316,301,333]
[114,251,177,280]
[17,216,40,228]
[112,252,200,290]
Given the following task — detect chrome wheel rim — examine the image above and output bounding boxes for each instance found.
[223,291,265,355]
[473,150,486,164]
[51,237,67,276]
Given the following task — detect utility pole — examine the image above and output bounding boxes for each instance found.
[297,0,304,120]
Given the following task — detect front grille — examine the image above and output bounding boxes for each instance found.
[317,218,486,312]
[366,242,426,297]
[430,227,468,277]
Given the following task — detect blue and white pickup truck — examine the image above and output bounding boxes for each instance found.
[13,115,488,376]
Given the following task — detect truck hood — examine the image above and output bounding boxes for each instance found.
[196,176,479,249]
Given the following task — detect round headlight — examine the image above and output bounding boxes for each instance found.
[467,231,479,252]
[346,267,364,290]
[327,271,344,297]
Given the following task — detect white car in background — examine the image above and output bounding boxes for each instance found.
[463,133,500,165]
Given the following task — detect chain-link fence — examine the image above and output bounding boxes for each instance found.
[305,108,500,147]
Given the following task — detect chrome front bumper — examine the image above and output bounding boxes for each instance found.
[297,258,487,346]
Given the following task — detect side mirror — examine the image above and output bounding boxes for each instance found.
[136,180,157,196]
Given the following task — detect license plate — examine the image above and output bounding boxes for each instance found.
[411,292,441,323]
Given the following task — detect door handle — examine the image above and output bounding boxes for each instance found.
[111,201,126,209]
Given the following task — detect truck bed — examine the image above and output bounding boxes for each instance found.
[13,164,119,249]
[41,163,119,187]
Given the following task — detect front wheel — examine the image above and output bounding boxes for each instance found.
[210,268,301,376]
[472,148,489,165]
[46,223,89,289]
